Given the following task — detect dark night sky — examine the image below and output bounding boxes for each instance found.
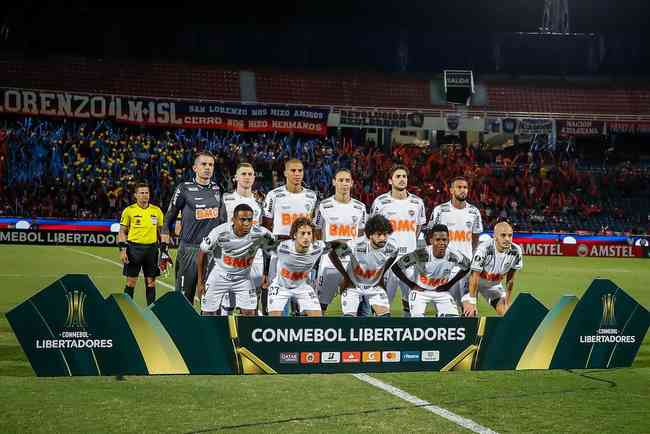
[4,1,647,31]
[1,1,649,73]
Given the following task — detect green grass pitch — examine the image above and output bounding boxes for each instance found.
[0,245,648,433]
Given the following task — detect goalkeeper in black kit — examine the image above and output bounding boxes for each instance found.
[161,152,225,304]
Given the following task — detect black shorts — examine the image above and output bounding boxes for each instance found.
[123,243,160,278]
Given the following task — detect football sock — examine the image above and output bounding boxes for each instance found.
[146,286,156,306]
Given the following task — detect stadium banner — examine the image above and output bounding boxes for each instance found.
[516,239,645,258]
[0,217,117,232]
[337,109,425,129]
[0,229,117,246]
[557,120,605,137]
[6,275,648,376]
[0,88,329,136]
[607,121,650,135]
[516,118,554,135]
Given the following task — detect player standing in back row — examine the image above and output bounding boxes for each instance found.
[162,152,224,304]
[428,176,483,314]
[262,159,318,315]
[313,168,367,312]
[370,164,427,317]
[218,162,264,313]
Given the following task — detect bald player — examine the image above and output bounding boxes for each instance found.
[463,222,524,317]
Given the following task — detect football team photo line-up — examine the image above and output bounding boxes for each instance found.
[118,152,522,318]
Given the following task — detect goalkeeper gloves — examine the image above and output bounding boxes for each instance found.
[159,243,173,273]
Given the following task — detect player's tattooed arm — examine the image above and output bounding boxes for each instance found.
[260,232,280,253]
[437,268,470,292]
[324,240,346,254]
[329,246,354,292]
[391,262,419,291]
[391,253,426,292]
[379,256,398,291]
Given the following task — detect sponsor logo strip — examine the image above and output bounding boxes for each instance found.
[321,351,340,364]
[300,352,320,364]
[342,351,361,363]
[421,350,440,362]
[401,351,420,362]
[279,352,298,364]
[362,351,380,363]
[382,351,401,362]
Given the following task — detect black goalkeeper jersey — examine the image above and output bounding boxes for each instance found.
[163,180,225,245]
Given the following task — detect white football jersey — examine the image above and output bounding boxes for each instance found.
[223,191,262,226]
[263,185,318,236]
[370,192,426,256]
[336,236,399,287]
[313,196,367,242]
[429,201,483,260]
[200,223,276,281]
[470,240,523,288]
[396,246,470,291]
[274,240,328,289]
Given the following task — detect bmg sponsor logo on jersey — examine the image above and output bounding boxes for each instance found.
[279,352,299,364]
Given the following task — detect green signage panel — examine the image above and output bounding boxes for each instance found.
[5,275,648,376]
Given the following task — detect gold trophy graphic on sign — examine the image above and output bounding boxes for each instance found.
[65,290,87,328]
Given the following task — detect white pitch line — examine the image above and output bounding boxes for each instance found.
[353,373,498,434]
[65,248,175,290]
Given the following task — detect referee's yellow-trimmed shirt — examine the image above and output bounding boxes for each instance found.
[120,203,164,244]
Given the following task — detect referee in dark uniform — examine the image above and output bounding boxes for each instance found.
[118,183,165,306]
[162,151,225,304]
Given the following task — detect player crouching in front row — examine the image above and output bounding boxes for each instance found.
[462,222,523,317]
[264,217,338,317]
[328,215,398,317]
[196,204,277,316]
[391,224,470,317]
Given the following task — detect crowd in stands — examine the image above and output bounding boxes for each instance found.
[1,117,649,235]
